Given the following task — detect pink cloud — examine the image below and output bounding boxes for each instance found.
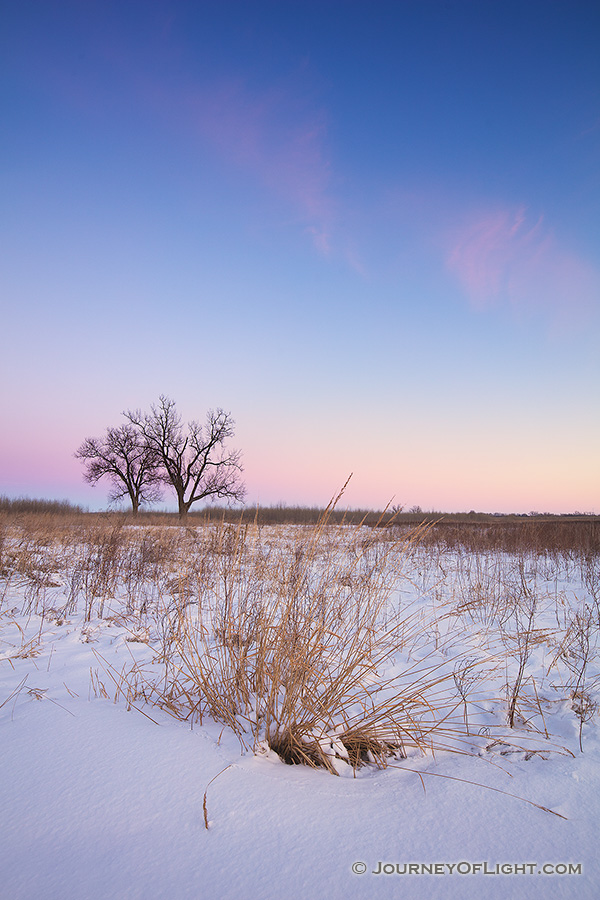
[445,206,600,326]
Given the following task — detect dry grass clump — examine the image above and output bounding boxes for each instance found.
[147,506,482,774]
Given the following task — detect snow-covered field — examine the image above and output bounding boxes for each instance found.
[1,518,598,899]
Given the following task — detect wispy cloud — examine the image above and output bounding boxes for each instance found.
[445,206,600,326]
[187,79,335,253]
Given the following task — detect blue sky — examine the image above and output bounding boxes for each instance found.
[1,1,599,513]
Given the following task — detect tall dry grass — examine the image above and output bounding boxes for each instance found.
[1,503,598,766]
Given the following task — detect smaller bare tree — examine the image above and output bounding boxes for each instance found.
[126,396,245,520]
[75,424,162,516]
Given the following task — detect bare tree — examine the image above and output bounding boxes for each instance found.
[126,396,245,520]
[75,424,162,516]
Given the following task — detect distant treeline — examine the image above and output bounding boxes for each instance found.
[0,496,597,526]
[0,496,87,515]
[190,506,599,527]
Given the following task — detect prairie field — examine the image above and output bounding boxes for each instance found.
[1,511,599,899]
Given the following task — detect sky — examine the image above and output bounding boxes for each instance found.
[1,0,599,514]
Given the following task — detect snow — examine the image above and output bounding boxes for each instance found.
[1,523,598,899]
